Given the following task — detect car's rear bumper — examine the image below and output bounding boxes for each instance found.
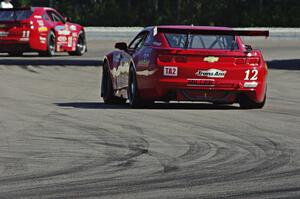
[0,39,31,52]
[140,78,267,103]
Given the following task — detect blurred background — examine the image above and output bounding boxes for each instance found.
[13,0,300,27]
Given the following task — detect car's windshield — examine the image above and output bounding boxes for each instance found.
[0,10,33,21]
[164,33,238,50]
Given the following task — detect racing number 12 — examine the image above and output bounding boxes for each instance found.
[245,69,258,80]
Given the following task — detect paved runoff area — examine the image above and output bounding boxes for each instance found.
[0,30,299,198]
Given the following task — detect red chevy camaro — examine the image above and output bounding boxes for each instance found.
[0,7,87,56]
[101,26,269,109]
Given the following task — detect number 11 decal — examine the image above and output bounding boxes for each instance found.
[245,69,258,80]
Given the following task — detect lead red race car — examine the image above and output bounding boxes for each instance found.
[101,26,269,109]
[0,7,87,56]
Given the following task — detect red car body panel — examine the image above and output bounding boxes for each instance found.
[0,7,85,53]
[104,26,268,104]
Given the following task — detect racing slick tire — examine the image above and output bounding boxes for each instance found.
[101,62,126,104]
[128,67,143,108]
[39,31,56,57]
[239,92,266,109]
[68,30,87,56]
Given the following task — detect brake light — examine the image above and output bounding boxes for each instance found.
[174,56,187,63]
[158,55,187,63]
[20,22,30,29]
[247,58,260,65]
[235,58,245,65]
[158,55,172,62]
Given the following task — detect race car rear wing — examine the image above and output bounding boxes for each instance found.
[157,27,269,37]
[0,7,33,11]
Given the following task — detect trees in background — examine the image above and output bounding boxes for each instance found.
[14,0,300,27]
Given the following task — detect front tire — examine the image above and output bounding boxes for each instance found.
[68,30,87,56]
[101,62,126,104]
[39,31,56,57]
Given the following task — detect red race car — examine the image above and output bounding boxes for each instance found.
[0,7,87,56]
[101,26,268,109]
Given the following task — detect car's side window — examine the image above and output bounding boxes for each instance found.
[52,12,64,22]
[42,13,50,21]
[46,11,64,23]
[128,31,149,51]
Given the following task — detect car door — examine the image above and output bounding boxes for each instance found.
[115,31,148,89]
[116,31,150,89]
[46,10,72,51]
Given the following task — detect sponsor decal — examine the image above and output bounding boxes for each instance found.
[38,27,48,32]
[34,15,42,19]
[58,36,67,42]
[20,38,29,41]
[39,36,46,44]
[164,66,178,77]
[69,25,76,31]
[203,56,219,63]
[39,36,46,41]
[195,69,227,78]
[0,31,8,37]
[58,30,70,35]
[55,25,66,31]
[68,37,72,47]
[244,82,258,88]
[37,20,44,26]
[57,44,61,52]
[187,79,215,87]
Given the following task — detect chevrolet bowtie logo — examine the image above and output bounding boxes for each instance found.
[204,56,219,63]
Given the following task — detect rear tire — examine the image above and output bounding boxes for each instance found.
[101,62,126,104]
[239,93,266,109]
[68,30,87,56]
[39,31,56,57]
[128,67,143,108]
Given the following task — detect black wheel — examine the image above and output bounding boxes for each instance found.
[8,51,23,56]
[39,31,56,57]
[68,30,87,56]
[128,67,143,108]
[101,62,126,104]
[239,92,266,109]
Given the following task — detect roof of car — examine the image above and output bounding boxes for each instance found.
[156,25,233,31]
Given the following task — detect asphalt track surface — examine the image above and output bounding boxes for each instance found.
[0,38,299,199]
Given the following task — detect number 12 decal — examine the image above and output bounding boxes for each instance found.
[245,69,258,80]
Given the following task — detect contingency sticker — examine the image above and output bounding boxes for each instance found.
[38,27,48,32]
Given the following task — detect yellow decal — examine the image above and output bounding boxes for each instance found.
[38,27,48,32]
[204,56,219,63]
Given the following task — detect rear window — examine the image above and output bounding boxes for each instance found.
[0,10,33,21]
[164,33,238,50]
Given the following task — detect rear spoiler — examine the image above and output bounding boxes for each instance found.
[157,27,269,37]
[0,7,34,22]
